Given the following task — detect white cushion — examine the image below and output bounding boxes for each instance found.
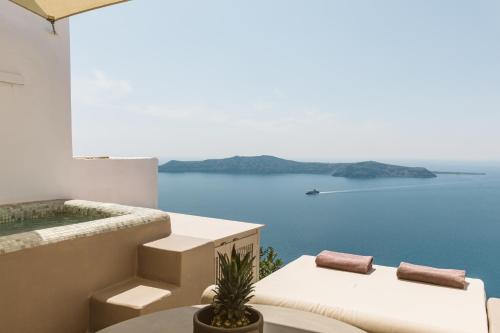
[252,256,488,333]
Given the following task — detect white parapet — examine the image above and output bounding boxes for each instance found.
[71,157,159,208]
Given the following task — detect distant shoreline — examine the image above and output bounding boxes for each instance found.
[159,155,439,179]
[433,171,486,176]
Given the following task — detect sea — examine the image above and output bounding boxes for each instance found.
[158,161,500,296]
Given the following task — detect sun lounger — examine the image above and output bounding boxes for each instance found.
[250,255,488,333]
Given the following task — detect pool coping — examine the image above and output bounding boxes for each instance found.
[0,200,171,255]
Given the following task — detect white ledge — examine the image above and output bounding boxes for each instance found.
[0,71,24,85]
[74,156,156,160]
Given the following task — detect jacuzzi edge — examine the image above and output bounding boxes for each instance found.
[0,199,171,255]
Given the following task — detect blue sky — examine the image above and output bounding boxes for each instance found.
[70,0,500,162]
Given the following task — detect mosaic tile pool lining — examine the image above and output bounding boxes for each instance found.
[0,200,170,255]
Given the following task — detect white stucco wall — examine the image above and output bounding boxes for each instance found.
[0,1,158,208]
[0,3,72,205]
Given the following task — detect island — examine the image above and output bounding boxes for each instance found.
[158,156,438,179]
[330,161,437,178]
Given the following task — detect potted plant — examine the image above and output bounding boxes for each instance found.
[193,245,263,333]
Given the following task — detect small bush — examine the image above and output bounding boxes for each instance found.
[259,246,283,279]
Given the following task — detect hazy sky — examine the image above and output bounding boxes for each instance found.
[70,0,500,162]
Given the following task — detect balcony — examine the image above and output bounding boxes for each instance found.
[1,1,499,333]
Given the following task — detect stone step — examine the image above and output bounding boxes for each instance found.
[138,234,214,287]
[90,278,178,332]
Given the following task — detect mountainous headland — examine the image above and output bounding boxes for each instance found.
[158,156,439,179]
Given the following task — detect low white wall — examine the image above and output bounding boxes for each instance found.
[71,158,158,208]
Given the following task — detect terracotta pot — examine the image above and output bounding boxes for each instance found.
[193,305,263,333]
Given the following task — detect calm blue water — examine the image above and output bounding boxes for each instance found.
[158,162,500,296]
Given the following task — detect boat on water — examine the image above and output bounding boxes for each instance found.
[306,189,320,195]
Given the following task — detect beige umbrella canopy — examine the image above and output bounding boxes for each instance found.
[9,0,128,32]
